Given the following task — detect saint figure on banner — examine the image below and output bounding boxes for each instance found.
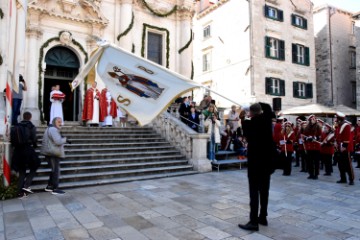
[107,66,164,100]
[50,85,65,125]
[82,82,101,126]
[100,88,117,127]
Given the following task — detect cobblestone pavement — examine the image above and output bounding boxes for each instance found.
[1,164,360,240]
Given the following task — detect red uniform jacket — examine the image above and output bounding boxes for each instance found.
[273,123,283,145]
[82,87,100,121]
[335,122,351,152]
[279,131,295,152]
[302,123,321,151]
[320,132,335,155]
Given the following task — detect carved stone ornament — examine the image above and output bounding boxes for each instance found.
[60,31,73,45]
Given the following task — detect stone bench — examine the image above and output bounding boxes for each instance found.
[212,150,247,172]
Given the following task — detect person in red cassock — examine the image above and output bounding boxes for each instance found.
[82,82,100,126]
[99,88,117,127]
[334,112,355,185]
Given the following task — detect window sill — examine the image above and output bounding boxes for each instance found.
[265,16,283,22]
[266,56,285,61]
[292,62,310,67]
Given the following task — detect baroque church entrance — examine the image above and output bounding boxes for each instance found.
[43,46,80,123]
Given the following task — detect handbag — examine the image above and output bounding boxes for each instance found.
[42,130,62,157]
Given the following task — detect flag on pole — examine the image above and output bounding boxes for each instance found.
[72,43,200,125]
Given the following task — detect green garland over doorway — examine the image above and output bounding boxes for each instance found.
[37,31,88,123]
[141,23,170,68]
[140,0,177,17]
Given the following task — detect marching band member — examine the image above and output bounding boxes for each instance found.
[301,115,322,180]
[320,123,335,176]
[334,112,354,185]
[280,121,295,176]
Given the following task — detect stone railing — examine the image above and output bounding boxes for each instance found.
[150,111,212,172]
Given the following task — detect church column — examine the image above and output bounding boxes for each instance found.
[118,0,133,51]
[15,0,26,85]
[178,8,193,78]
[24,28,42,126]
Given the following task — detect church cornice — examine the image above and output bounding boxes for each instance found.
[29,0,109,26]
[196,0,229,20]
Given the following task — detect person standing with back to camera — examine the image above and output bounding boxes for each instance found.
[238,102,276,231]
[12,74,27,125]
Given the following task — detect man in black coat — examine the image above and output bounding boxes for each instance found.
[11,112,40,198]
[238,102,276,231]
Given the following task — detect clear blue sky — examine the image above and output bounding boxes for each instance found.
[312,0,360,13]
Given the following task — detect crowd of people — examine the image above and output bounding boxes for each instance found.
[273,112,358,185]
[177,95,248,160]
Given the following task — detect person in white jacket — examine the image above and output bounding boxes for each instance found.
[204,112,221,161]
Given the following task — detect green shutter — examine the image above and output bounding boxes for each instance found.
[291,14,296,26]
[265,36,271,58]
[264,5,269,17]
[279,40,285,60]
[292,44,297,63]
[293,82,299,98]
[280,79,285,96]
[303,18,308,29]
[265,77,272,94]
[305,47,310,66]
[278,10,284,22]
[306,83,313,98]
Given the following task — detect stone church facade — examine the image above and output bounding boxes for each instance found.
[0,0,195,126]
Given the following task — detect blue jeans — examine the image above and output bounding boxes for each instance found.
[208,134,217,161]
[46,156,62,189]
[12,98,22,125]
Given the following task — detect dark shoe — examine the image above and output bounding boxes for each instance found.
[52,189,65,195]
[349,181,354,186]
[312,176,318,180]
[18,192,28,199]
[22,187,33,194]
[355,166,360,168]
[300,169,306,172]
[258,217,268,226]
[238,221,259,231]
[44,186,54,192]
[307,175,313,179]
[336,180,347,184]
[294,164,299,167]
[323,173,331,176]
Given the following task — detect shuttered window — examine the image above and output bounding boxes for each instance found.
[293,82,313,99]
[265,77,285,96]
[264,5,284,22]
[292,43,310,66]
[265,36,285,60]
[291,14,307,29]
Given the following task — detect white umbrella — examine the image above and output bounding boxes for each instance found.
[279,103,337,117]
[332,105,360,117]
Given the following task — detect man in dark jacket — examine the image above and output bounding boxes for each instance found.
[238,103,276,231]
[11,111,40,198]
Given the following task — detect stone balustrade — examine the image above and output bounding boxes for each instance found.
[150,111,212,172]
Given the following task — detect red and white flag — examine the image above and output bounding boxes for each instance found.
[72,43,200,125]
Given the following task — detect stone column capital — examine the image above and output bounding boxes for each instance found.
[119,0,133,4]
[26,28,43,39]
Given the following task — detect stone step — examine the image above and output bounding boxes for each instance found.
[31,165,194,185]
[38,154,186,167]
[37,149,181,160]
[34,160,189,176]
[36,138,166,144]
[30,171,197,190]
[36,134,161,140]
[36,141,170,149]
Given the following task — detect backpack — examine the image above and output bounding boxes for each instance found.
[10,123,30,146]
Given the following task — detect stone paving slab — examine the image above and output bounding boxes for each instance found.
[1,164,360,240]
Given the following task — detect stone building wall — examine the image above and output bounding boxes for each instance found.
[251,0,316,110]
[314,5,357,108]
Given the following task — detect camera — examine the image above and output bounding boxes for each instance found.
[19,74,24,82]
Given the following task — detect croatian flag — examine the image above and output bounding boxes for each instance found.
[72,43,200,125]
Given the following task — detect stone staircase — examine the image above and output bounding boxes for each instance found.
[31,123,196,189]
